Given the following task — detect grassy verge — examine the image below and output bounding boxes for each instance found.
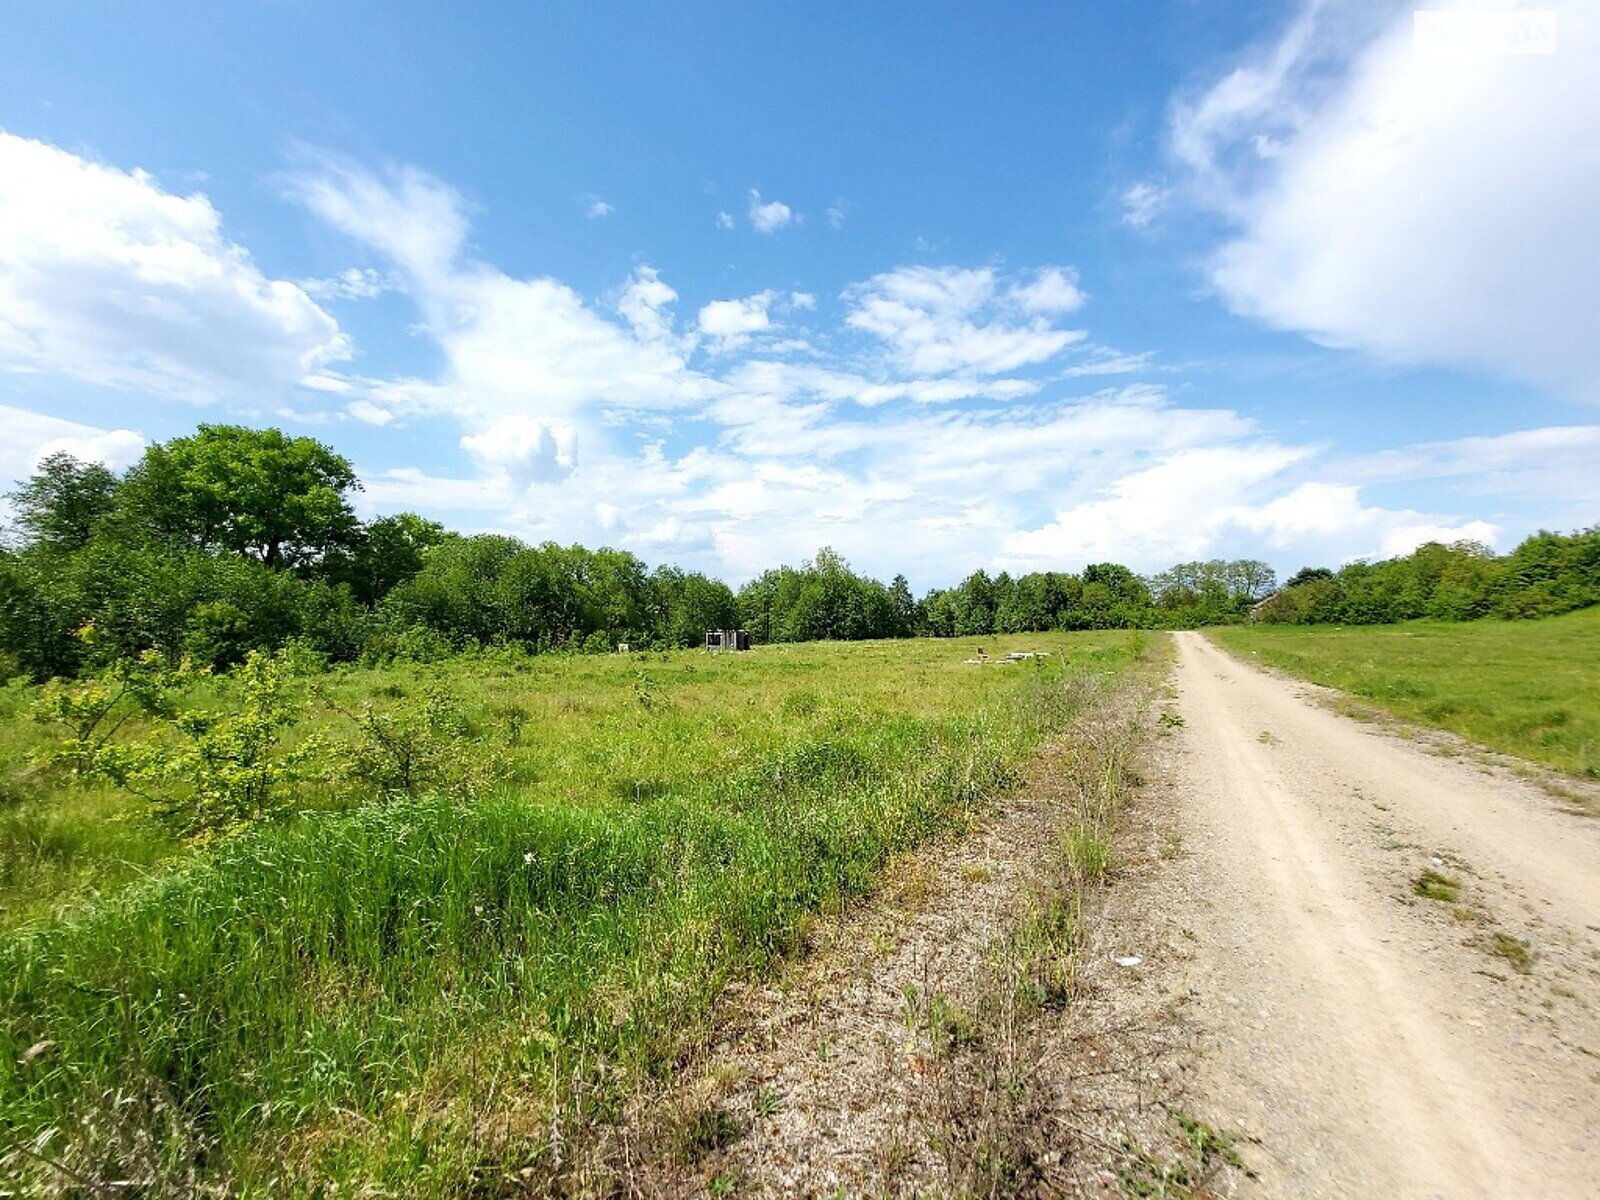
[0,632,1138,1194]
[1208,608,1600,779]
[924,653,1161,1193]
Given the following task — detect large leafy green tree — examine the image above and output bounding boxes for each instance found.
[116,425,361,570]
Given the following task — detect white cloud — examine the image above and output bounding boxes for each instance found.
[586,198,614,219]
[1003,444,1312,568]
[1010,267,1087,314]
[460,415,578,486]
[1378,521,1499,558]
[0,404,145,495]
[292,157,716,450]
[0,133,347,402]
[300,266,396,301]
[1120,181,1170,228]
[716,210,735,230]
[288,153,469,280]
[826,204,847,229]
[1172,0,1600,400]
[1001,440,1519,575]
[346,399,396,426]
[844,265,1086,375]
[282,152,1576,585]
[616,264,680,345]
[697,291,775,350]
[747,189,794,233]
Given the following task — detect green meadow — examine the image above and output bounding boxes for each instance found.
[1209,607,1600,779]
[0,631,1141,1194]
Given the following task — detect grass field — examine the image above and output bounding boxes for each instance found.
[1209,607,1600,779]
[0,631,1144,1194]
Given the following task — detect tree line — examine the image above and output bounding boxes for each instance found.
[1,424,1594,680]
[1251,532,1600,625]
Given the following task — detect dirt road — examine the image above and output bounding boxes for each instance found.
[1161,631,1599,1198]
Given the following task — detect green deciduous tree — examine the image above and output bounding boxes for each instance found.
[116,425,361,570]
[7,452,120,552]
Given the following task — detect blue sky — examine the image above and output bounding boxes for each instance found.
[1,1,1595,588]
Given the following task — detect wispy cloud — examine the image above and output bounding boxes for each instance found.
[1120,181,1169,229]
[843,265,1086,375]
[300,266,397,300]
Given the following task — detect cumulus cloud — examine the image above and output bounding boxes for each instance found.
[0,405,145,498]
[1223,481,1501,561]
[1010,267,1087,315]
[747,189,794,233]
[1003,444,1313,567]
[1170,0,1600,400]
[616,265,680,345]
[715,210,735,230]
[586,198,614,219]
[844,265,1086,375]
[0,132,347,402]
[697,291,775,351]
[460,415,578,486]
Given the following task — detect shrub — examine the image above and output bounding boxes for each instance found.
[324,682,491,802]
[94,649,316,837]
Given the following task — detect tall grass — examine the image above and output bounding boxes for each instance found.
[0,633,1137,1194]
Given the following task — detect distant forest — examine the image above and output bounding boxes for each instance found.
[2,425,1595,680]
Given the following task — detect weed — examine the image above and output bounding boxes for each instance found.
[676,1106,744,1162]
[1413,869,1461,903]
[752,1086,783,1119]
[1119,1110,1251,1197]
[781,689,820,717]
[92,649,318,836]
[1485,932,1534,974]
[485,700,530,745]
[957,860,996,883]
[1158,710,1185,729]
[1065,823,1112,885]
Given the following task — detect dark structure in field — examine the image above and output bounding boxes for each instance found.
[706,628,751,652]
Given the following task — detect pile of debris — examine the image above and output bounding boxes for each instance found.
[962,649,1053,665]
